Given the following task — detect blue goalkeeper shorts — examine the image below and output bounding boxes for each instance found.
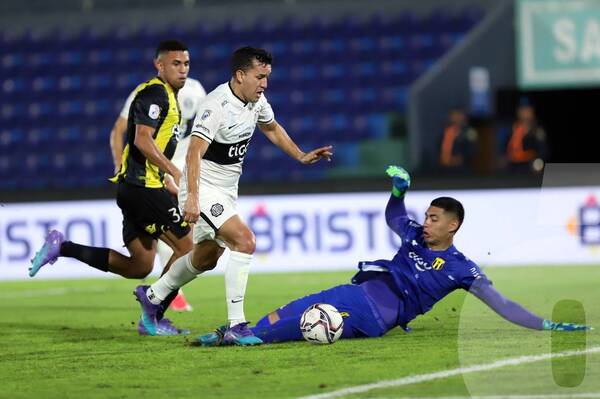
[251,284,389,343]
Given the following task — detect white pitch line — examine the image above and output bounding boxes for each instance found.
[0,286,109,299]
[298,346,600,399]
[371,394,600,399]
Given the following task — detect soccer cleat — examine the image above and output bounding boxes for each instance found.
[137,318,190,336]
[29,230,65,277]
[133,285,162,336]
[169,290,193,312]
[197,325,227,347]
[222,322,263,346]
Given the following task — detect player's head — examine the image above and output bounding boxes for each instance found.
[423,197,465,247]
[230,46,272,103]
[154,40,190,90]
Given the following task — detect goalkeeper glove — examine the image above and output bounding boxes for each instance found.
[386,165,411,198]
[542,320,591,331]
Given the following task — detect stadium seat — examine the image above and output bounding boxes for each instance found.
[0,5,485,191]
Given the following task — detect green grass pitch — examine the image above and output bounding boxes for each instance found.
[1,266,599,399]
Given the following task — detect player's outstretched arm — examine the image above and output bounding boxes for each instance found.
[385,165,413,235]
[258,120,333,164]
[469,279,591,331]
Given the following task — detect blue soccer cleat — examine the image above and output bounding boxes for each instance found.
[223,322,263,346]
[29,230,65,277]
[198,322,263,347]
[137,318,190,336]
[133,285,163,336]
[197,325,228,347]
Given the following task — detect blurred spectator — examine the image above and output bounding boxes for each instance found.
[505,97,547,173]
[439,109,478,171]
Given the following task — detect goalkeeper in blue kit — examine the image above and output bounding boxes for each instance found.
[216,166,588,345]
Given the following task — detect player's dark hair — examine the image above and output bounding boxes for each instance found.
[230,46,272,75]
[155,40,188,59]
[430,197,465,232]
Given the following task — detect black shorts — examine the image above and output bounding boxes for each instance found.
[116,183,190,246]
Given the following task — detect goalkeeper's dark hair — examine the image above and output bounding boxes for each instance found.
[230,46,272,75]
[430,197,464,232]
[155,40,188,59]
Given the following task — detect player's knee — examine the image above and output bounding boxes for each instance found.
[234,231,256,254]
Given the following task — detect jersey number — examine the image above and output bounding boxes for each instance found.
[168,207,181,223]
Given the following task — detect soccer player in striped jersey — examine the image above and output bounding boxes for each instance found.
[110,77,207,312]
[30,40,194,336]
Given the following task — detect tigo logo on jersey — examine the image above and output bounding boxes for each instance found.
[432,257,446,270]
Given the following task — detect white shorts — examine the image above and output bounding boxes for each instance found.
[179,183,237,247]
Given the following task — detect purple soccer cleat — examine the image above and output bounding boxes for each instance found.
[133,285,163,336]
[29,230,65,277]
[222,322,263,346]
[137,318,190,336]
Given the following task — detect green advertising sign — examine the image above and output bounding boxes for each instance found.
[517,0,600,89]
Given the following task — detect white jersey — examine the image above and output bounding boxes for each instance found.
[189,82,275,196]
[120,77,206,166]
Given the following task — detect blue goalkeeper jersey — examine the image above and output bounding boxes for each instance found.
[352,195,488,329]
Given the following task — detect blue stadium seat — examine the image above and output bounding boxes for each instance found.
[0,5,485,190]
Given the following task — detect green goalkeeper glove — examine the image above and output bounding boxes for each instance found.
[542,320,592,331]
[386,165,411,198]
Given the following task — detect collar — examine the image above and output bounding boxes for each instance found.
[227,81,248,107]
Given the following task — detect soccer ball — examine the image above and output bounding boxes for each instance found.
[300,303,344,344]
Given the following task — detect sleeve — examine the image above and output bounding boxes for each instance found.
[468,278,544,330]
[132,85,168,129]
[190,100,224,144]
[119,89,137,119]
[257,96,275,124]
[385,195,421,239]
[458,260,489,290]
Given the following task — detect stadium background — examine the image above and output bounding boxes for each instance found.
[1,0,598,279]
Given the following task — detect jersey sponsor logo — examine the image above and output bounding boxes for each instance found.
[409,251,431,272]
[432,257,446,270]
[201,110,212,120]
[211,203,224,217]
[228,142,248,159]
[148,104,160,119]
[238,131,252,138]
[204,138,251,165]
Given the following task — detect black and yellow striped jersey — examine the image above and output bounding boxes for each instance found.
[111,77,180,188]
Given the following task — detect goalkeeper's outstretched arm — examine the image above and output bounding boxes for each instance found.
[469,279,591,331]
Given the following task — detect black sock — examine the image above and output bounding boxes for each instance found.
[157,290,179,320]
[60,241,110,272]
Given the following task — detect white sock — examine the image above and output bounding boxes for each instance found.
[156,240,174,270]
[225,251,253,326]
[147,253,200,305]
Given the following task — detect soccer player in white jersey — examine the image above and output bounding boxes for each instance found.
[110,77,206,312]
[134,47,333,344]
